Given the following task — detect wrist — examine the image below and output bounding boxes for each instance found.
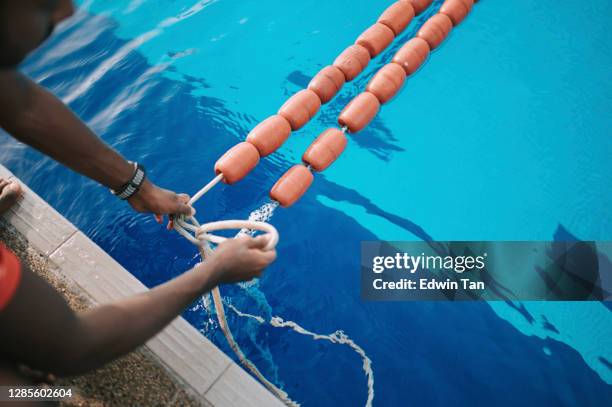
[126,178,153,211]
[194,260,223,291]
[203,254,227,287]
[99,153,137,191]
[111,162,146,200]
[131,177,152,198]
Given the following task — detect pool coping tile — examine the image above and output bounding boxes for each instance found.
[205,364,285,407]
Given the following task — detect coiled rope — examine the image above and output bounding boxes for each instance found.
[173,175,373,406]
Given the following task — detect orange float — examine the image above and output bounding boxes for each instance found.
[392,37,430,75]
[178,3,483,403]
[355,23,395,58]
[408,0,433,15]
[278,89,321,130]
[333,44,371,81]
[302,128,347,172]
[246,115,292,157]
[417,13,453,50]
[214,142,260,184]
[366,63,406,104]
[440,0,473,26]
[308,65,346,104]
[338,92,380,133]
[269,164,314,207]
[377,1,415,36]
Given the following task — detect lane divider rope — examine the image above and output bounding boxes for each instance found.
[172,1,479,405]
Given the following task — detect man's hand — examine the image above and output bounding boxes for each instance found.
[128,179,194,218]
[204,235,277,285]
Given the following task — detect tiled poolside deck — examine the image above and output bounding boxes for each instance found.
[0,163,284,407]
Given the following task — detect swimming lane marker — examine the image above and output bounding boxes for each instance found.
[173,1,478,405]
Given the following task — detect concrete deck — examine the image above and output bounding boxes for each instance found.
[0,163,284,407]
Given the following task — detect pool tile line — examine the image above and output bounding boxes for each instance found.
[47,229,78,259]
[201,362,233,396]
[0,163,284,407]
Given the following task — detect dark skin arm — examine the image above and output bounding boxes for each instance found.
[0,70,192,217]
[0,236,276,376]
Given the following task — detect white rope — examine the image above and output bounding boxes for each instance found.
[227,305,375,407]
[203,246,298,406]
[173,175,374,406]
[197,219,278,249]
[174,192,298,406]
[189,173,223,205]
[227,303,265,324]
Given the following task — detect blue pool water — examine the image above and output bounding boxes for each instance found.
[1,0,611,405]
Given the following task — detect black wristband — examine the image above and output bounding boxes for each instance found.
[111,162,146,200]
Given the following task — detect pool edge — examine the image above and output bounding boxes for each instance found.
[0,163,284,407]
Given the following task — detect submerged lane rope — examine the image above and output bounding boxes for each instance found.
[227,304,375,407]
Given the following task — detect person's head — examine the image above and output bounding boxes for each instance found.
[0,0,74,68]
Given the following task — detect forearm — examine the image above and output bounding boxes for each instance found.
[68,263,220,374]
[0,70,194,216]
[0,70,133,190]
[0,261,220,376]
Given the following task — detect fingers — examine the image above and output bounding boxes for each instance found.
[175,193,195,217]
[152,193,193,229]
[207,235,277,285]
[250,244,277,270]
[131,182,194,217]
[248,251,276,279]
[258,249,277,265]
[157,191,193,217]
[249,235,271,249]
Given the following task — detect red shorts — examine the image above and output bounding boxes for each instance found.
[0,243,21,311]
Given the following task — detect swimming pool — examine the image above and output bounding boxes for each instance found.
[1,0,611,405]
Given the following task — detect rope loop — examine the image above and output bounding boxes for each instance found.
[196,220,279,250]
